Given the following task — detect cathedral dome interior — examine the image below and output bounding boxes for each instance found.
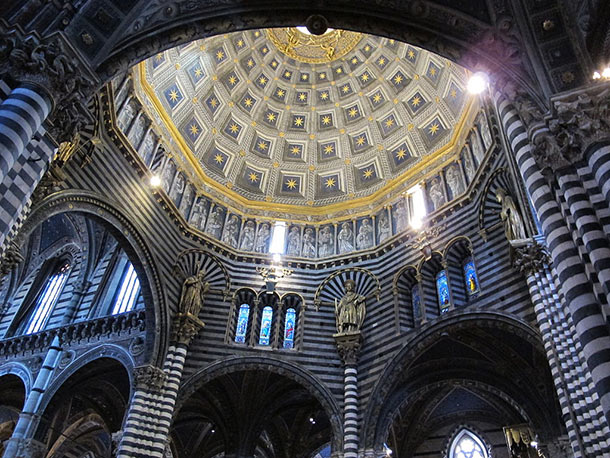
[0,1,609,458]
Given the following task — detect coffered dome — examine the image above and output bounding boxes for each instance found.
[132,27,478,220]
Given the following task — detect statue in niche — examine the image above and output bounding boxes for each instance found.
[169,173,185,202]
[496,187,527,241]
[286,226,301,256]
[463,150,476,180]
[205,207,223,238]
[470,129,484,162]
[178,268,210,317]
[394,199,408,231]
[335,279,366,334]
[356,219,374,250]
[319,225,334,257]
[302,228,316,258]
[255,223,270,253]
[378,212,391,242]
[239,221,255,251]
[445,165,463,198]
[179,184,193,216]
[189,198,207,230]
[478,115,493,149]
[429,178,446,210]
[222,215,239,247]
[338,222,354,253]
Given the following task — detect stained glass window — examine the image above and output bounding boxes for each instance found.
[259,305,273,345]
[436,269,450,313]
[463,258,480,296]
[412,285,422,320]
[111,262,140,315]
[235,303,250,343]
[25,262,71,334]
[283,307,296,348]
[450,429,488,458]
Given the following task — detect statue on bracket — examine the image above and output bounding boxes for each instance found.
[335,279,366,334]
[496,187,527,241]
[178,267,210,317]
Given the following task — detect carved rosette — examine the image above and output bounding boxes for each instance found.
[333,331,363,366]
[0,21,98,143]
[133,364,167,391]
[510,240,550,275]
[171,313,205,346]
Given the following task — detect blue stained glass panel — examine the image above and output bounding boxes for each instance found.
[283,308,296,349]
[235,304,250,343]
[436,270,450,313]
[259,306,273,345]
[463,259,480,296]
[412,285,422,320]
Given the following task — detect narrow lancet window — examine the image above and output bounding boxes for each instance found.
[111,262,141,315]
[235,303,250,343]
[283,307,296,348]
[259,306,273,345]
[436,269,450,313]
[463,258,479,296]
[25,262,71,334]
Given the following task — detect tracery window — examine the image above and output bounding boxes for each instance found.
[25,261,71,334]
[463,258,479,297]
[449,429,488,458]
[283,307,296,349]
[235,303,250,343]
[259,305,274,345]
[436,269,450,313]
[111,262,140,315]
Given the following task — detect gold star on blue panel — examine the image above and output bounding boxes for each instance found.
[163,84,183,108]
[345,104,362,122]
[319,141,338,160]
[263,108,280,127]
[358,164,378,182]
[351,132,370,152]
[269,59,279,70]
[212,46,228,64]
[426,61,442,83]
[152,52,165,69]
[405,46,419,63]
[333,64,345,76]
[223,118,242,140]
[358,70,374,88]
[188,63,206,84]
[369,90,386,107]
[239,92,257,113]
[390,71,408,91]
[286,143,304,160]
[222,71,240,91]
[252,135,272,156]
[339,82,354,98]
[407,91,426,114]
[259,44,270,55]
[233,36,247,51]
[183,118,202,143]
[379,113,400,138]
[349,56,361,70]
[206,146,229,172]
[317,89,331,104]
[243,166,263,191]
[422,117,447,142]
[204,92,221,115]
[390,142,412,167]
[241,55,257,72]
[360,43,374,58]
[295,91,308,105]
[272,85,288,102]
[317,71,327,83]
[299,72,309,82]
[256,72,270,89]
[281,174,302,193]
[281,69,293,81]
[375,54,389,69]
[385,38,398,49]
[290,114,307,130]
[319,173,340,193]
[445,82,464,112]
[251,30,262,41]
[318,113,334,129]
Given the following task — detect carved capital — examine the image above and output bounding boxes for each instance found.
[333,331,363,365]
[0,21,98,143]
[133,364,167,391]
[510,240,550,275]
[12,438,47,458]
[171,313,205,346]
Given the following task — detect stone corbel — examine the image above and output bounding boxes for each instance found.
[510,238,550,275]
[334,331,363,366]
[170,313,205,346]
[133,364,167,391]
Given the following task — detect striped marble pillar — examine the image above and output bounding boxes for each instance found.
[497,94,610,423]
[588,144,610,207]
[0,83,53,186]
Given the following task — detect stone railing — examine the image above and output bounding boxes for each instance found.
[0,309,146,357]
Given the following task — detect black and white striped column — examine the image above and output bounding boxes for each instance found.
[497,95,610,422]
[0,83,52,186]
[588,145,610,207]
[343,364,359,458]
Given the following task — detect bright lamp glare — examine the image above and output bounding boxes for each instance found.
[603,68,610,79]
[150,175,162,187]
[272,253,281,263]
[269,221,287,255]
[593,71,602,80]
[467,72,488,94]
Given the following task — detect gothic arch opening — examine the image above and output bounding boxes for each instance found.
[0,373,26,455]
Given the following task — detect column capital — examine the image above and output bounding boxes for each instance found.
[510,239,550,275]
[171,313,205,346]
[8,438,47,458]
[133,364,166,391]
[334,331,363,366]
[0,21,100,143]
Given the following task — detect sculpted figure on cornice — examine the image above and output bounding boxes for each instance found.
[356,219,374,250]
[302,228,316,258]
[179,268,210,317]
[239,221,255,251]
[255,223,270,253]
[335,279,366,335]
[319,225,334,257]
[496,187,527,241]
[378,212,391,243]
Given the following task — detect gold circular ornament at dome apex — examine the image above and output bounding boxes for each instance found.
[266,28,362,64]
